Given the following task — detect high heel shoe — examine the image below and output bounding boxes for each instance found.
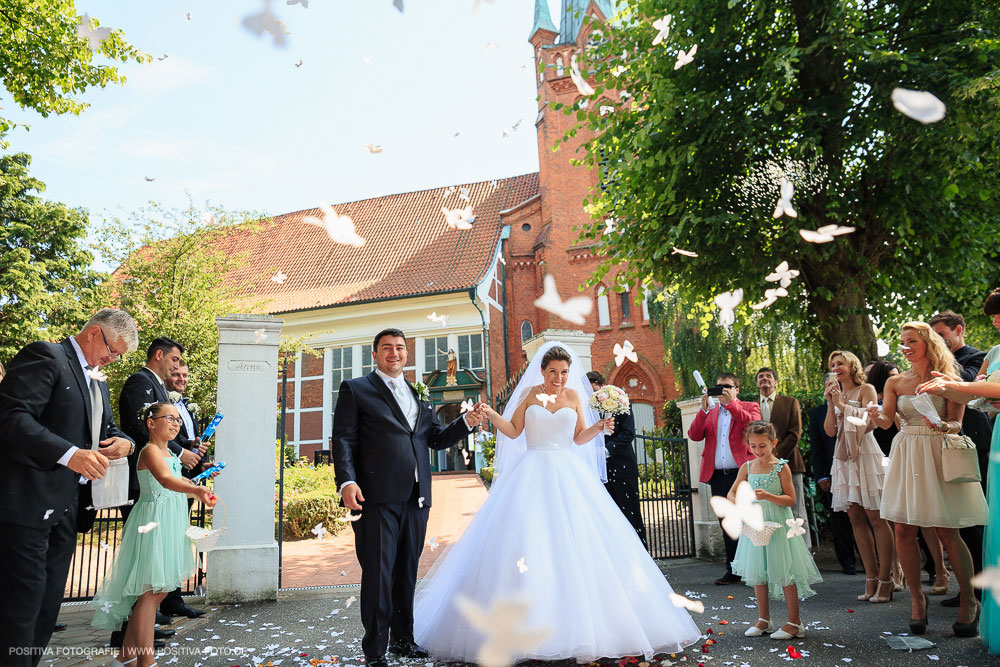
[893,573,905,592]
[744,618,774,637]
[110,658,137,667]
[771,621,806,640]
[929,570,950,595]
[953,600,982,638]
[857,578,878,601]
[870,580,894,603]
[909,594,929,635]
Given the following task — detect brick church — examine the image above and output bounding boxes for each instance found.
[228,0,679,467]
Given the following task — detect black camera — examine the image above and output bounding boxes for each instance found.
[706,385,725,397]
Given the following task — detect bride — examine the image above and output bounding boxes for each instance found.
[413,342,702,661]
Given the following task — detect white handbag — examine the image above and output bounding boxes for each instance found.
[91,457,130,509]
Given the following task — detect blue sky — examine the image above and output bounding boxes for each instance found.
[4,1,567,219]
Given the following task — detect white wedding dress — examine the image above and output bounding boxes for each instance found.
[413,404,702,662]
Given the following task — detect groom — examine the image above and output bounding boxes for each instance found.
[331,328,485,667]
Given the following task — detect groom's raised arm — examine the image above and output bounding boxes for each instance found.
[331,382,360,489]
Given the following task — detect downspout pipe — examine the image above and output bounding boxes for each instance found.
[469,287,492,404]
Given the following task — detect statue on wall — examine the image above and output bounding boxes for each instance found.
[446,349,458,386]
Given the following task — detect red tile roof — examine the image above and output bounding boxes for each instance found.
[223,173,540,314]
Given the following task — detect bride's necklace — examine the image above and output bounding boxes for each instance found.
[908,369,932,381]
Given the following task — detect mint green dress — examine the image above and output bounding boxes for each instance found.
[91,451,195,630]
[731,459,823,600]
[981,345,1000,653]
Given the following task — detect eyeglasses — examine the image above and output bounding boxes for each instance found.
[151,415,183,425]
[98,327,123,361]
[717,384,735,389]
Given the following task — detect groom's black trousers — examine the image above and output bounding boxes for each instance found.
[352,483,429,660]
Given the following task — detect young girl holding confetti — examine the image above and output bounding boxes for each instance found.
[730,421,822,640]
[92,402,217,667]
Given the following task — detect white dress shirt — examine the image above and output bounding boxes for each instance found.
[175,399,197,444]
[713,405,738,470]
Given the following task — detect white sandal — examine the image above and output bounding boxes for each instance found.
[771,621,806,640]
[110,658,137,667]
[744,618,775,637]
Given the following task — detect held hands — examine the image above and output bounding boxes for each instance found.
[97,436,132,460]
[342,482,365,511]
[464,402,489,427]
[68,449,109,480]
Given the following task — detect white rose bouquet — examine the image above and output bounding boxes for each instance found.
[588,384,630,434]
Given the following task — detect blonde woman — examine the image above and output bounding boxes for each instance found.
[867,323,987,637]
[823,351,894,604]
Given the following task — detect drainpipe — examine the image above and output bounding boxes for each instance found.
[469,286,492,404]
[499,238,510,382]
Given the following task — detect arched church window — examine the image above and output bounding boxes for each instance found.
[520,321,533,343]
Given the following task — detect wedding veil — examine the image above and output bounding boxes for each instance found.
[492,341,607,486]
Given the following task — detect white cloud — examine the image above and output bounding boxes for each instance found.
[124,57,214,94]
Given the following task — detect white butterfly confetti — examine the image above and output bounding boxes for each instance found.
[311,523,327,540]
[971,563,1000,600]
[614,340,637,366]
[241,1,290,48]
[101,601,114,613]
[611,64,627,77]
[77,14,111,51]
[603,219,616,235]
[710,481,764,540]
[533,275,592,325]
[569,53,595,97]
[799,224,855,243]
[427,311,449,327]
[674,44,697,70]
[765,261,800,288]
[442,205,475,230]
[672,247,698,257]
[185,12,192,20]
[418,496,425,508]
[43,509,54,520]
[287,0,308,7]
[271,271,287,284]
[201,211,217,226]
[750,287,787,311]
[138,522,159,534]
[345,595,356,608]
[100,541,111,551]
[651,15,672,46]
[337,513,362,522]
[600,105,615,116]
[536,393,557,408]
[363,144,383,154]
[891,88,946,124]
[483,42,499,52]
[453,595,552,667]
[846,413,868,428]
[303,205,365,247]
[516,557,528,573]
[426,536,439,551]
[785,517,806,538]
[87,367,108,382]
[669,592,705,614]
[772,177,797,218]
[882,456,891,467]
[714,289,744,327]
[253,329,267,344]
[460,399,475,413]
[294,59,303,68]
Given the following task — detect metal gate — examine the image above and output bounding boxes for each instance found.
[634,434,696,559]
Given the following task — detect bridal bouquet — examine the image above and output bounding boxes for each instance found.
[588,385,631,416]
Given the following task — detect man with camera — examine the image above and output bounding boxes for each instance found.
[688,373,761,584]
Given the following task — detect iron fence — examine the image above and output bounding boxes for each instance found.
[634,434,696,559]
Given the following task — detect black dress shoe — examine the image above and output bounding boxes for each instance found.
[154,628,176,639]
[160,601,206,618]
[366,658,388,667]
[53,623,67,632]
[156,610,172,625]
[388,640,430,658]
[154,639,165,649]
[841,566,857,575]
[714,572,741,585]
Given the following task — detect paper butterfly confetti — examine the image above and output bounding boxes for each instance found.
[611,64,627,77]
[311,523,327,540]
[77,14,111,51]
[43,509,54,520]
[201,211,216,226]
[241,1,289,48]
[710,481,764,539]
[426,536,439,551]
[785,517,806,538]
[533,275,592,325]
[672,247,698,257]
[442,205,475,230]
[294,59,303,68]
[101,601,114,614]
[971,564,1000,600]
[287,0,308,7]
[460,399,475,413]
[772,178,797,218]
[536,393,557,408]
[363,144,383,154]
[674,44,697,70]
[100,541,111,551]
[603,219,616,235]
[750,287,788,311]
[614,340,637,366]
[600,105,615,116]
[651,15,672,46]
[303,205,365,247]
[799,224,855,243]
[253,329,267,344]
[765,261,800,288]
[344,595,356,608]
[516,558,528,574]
[569,53,595,97]
[138,522,159,534]
[453,595,552,667]
[185,12,192,20]
[669,592,705,614]
[87,367,108,382]
[337,513,362,522]
[271,271,287,284]
[845,412,868,428]
[427,311,449,327]
[483,42,499,52]
[891,88,946,124]
[418,496,425,508]
[714,288,744,327]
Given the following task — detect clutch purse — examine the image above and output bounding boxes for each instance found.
[941,434,981,483]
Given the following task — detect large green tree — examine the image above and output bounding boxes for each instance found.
[0,153,104,363]
[565,0,1000,366]
[0,0,146,143]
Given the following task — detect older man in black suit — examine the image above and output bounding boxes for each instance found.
[0,309,137,666]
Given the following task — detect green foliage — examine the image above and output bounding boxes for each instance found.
[276,459,347,539]
[477,431,496,467]
[0,153,104,364]
[560,0,1000,367]
[479,466,495,485]
[0,1,148,145]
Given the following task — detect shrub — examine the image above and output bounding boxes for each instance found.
[479,466,494,486]
[281,489,348,540]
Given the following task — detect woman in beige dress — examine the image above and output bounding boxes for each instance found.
[867,322,987,636]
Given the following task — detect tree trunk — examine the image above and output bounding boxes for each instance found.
[810,285,879,373]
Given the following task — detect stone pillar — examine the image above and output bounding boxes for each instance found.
[207,314,283,603]
[678,397,724,561]
[522,329,596,370]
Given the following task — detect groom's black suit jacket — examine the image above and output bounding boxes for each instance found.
[119,367,185,502]
[0,339,131,529]
[331,372,472,506]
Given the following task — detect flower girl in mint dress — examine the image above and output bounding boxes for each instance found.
[730,421,822,641]
[92,402,217,667]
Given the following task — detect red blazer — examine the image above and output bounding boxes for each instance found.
[688,399,761,484]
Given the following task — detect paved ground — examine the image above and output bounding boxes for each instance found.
[46,557,1000,667]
